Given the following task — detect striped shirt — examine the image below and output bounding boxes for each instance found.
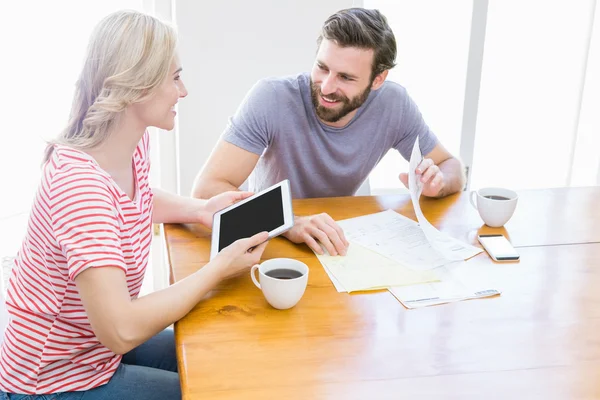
[0,132,153,394]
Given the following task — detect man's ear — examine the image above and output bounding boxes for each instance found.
[370,70,389,91]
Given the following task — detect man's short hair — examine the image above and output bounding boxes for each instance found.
[317,8,397,80]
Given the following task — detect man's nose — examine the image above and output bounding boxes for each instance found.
[320,74,337,96]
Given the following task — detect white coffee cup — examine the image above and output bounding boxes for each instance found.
[470,187,518,228]
[251,258,309,310]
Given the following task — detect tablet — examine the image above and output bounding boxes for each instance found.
[210,179,294,260]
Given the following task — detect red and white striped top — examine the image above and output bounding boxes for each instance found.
[0,132,154,394]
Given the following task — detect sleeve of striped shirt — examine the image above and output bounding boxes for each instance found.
[51,169,127,281]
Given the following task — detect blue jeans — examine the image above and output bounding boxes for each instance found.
[1,329,181,399]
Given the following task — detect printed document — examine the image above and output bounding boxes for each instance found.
[315,241,438,293]
[408,137,482,262]
[337,210,454,270]
[314,137,488,293]
[389,264,500,308]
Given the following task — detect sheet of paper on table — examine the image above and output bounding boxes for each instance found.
[315,241,439,293]
[388,263,501,308]
[336,209,478,271]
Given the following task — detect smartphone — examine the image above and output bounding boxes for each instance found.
[477,234,520,262]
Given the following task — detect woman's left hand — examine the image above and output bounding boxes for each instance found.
[199,191,254,228]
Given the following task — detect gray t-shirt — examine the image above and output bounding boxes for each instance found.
[223,73,438,198]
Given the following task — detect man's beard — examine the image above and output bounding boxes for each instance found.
[310,79,371,123]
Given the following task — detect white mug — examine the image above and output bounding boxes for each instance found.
[251,258,309,310]
[470,187,518,228]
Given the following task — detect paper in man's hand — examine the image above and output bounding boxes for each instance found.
[408,138,482,263]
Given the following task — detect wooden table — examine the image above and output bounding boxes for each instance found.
[164,187,600,399]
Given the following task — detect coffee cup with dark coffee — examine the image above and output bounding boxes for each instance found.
[251,258,309,310]
[470,187,518,227]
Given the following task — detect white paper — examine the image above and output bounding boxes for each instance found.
[389,264,500,308]
[320,262,347,292]
[315,242,438,293]
[408,137,483,262]
[337,210,451,270]
[315,137,485,290]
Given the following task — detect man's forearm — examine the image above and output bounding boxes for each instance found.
[437,157,465,198]
[192,177,239,199]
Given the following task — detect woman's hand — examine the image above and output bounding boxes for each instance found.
[199,191,254,228]
[211,231,269,280]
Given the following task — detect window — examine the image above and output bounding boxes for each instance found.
[365,0,473,194]
[472,0,597,190]
[365,0,600,192]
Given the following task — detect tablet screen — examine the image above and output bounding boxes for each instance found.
[218,186,284,251]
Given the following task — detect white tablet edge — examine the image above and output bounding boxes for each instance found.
[209,179,294,260]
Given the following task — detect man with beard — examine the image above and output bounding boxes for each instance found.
[192,8,464,257]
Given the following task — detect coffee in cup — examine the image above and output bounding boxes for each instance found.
[251,258,309,310]
[470,187,518,228]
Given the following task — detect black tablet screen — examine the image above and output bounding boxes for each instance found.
[218,186,284,251]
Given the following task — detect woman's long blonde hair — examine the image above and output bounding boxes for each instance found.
[44,10,177,163]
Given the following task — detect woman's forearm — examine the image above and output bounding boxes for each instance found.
[118,261,224,353]
[151,187,207,224]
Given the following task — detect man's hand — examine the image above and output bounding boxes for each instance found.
[399,158,445,198]
[284,213,349,256]
[199,191,254,228]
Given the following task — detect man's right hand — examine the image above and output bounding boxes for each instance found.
[284,213,349,256]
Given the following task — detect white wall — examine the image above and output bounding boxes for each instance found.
[174,0,356,195]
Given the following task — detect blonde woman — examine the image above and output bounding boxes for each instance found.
[0,10,268,399]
